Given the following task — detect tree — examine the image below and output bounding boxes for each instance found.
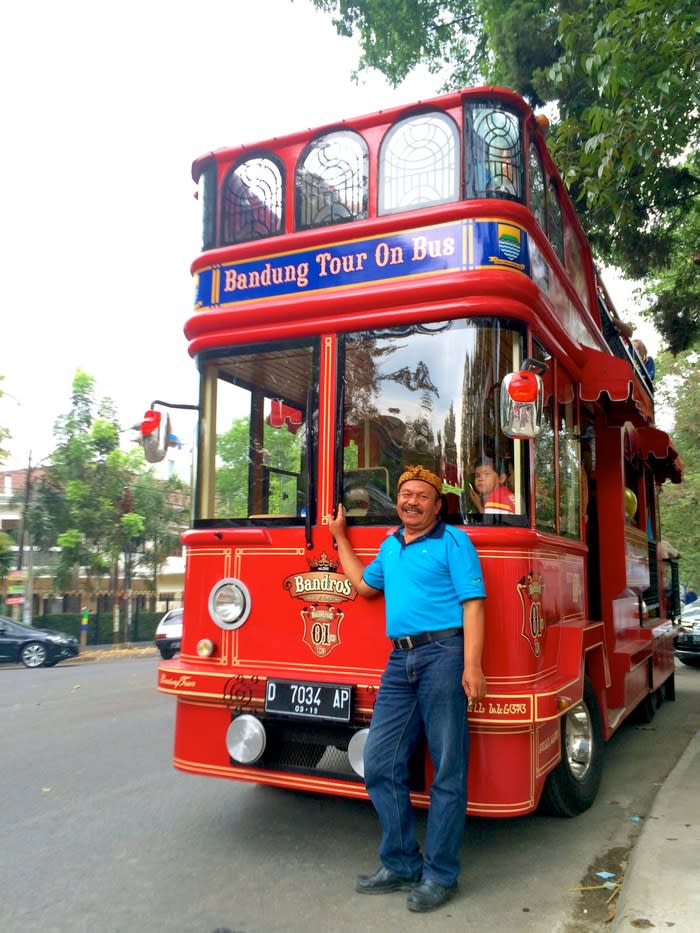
[311,0,700,349]
[653,348,700,587]
[130,470,188,600]
[640,151,700,353]
[216,415,303,515]
[30,371,126,595]
[27,371,186,635]
[0,531,13,583]
[0,374,11,464]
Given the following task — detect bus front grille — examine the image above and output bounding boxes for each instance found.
[228,717,426,789]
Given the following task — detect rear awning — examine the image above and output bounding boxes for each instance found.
[634,426,684,484]
[578,347,653,426]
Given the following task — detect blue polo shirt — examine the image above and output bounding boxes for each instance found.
[362,520,486,638]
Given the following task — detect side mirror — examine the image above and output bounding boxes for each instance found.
[500,368,544,439]
[140,409,172,463]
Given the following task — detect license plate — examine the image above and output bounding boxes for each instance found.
[264,679,352,722]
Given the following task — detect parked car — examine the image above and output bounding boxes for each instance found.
[0,615,80,668]
[154,608,183,659]
[674,605,700,667]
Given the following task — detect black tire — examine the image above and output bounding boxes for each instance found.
[679,657,700,668]
[159,647,176,660]
[539,677,604,817]
[634,689,660,724]
[20,641,48,668]
[664,672,676,702]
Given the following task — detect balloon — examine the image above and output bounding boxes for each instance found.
[624,487,638,519]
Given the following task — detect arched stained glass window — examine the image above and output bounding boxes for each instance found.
[465,103,523,200]
[379,111,459,214]
[221,156,283,245]
[295,130,368,230]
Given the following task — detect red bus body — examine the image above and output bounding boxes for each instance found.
[156,87,682,817]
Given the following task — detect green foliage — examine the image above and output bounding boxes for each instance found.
[27,370,187,601]
[215,415,303,516]
[0,374,10,464]
[312,0,481,86]
[312,0,700,349]
[542,1,700,349]
[215,418,252,516]
[639,152,700,353]
[652,348,700,585]
[130,470,187,591]
[0,531,13,580]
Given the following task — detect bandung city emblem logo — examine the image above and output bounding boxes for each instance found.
[516,572,545,657]
[283,552,356,657]
[498,223,522,262]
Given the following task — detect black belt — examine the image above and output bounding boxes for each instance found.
[391,627,463,650]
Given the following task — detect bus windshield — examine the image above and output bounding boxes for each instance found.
[340,318,528,525]
[195,340,317,524]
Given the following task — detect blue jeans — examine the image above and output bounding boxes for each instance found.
[363,634,468,887]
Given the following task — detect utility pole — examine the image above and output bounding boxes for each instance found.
[10,452,32,622]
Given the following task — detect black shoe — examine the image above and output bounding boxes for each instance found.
[355,866,421,894]
[407,879,457,912]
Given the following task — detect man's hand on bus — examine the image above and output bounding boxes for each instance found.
[328,502,348,542]
[328,503,381,599]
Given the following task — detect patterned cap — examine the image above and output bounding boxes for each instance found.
[397,465,443,496]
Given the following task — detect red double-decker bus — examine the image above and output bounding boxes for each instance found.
[148,86,682,817]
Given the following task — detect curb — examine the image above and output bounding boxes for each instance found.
[613,729,700,930]
[75,645,160,662]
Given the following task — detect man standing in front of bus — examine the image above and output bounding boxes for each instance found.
[328,465,486,913]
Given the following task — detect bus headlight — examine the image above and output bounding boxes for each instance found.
[348,728,369,777]
[226,715,266,764]
[208,578,252,630]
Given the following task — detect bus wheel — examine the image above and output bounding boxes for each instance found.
[539,677,603,817]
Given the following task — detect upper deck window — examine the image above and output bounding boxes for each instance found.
[378,111,459,215]
[464,103,523,200]
[528,143,546,231]
[221,156,283,245]
[296,131,368,230]
[548,179,565,263]
[199,162,217,251]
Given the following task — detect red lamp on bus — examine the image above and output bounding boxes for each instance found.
[139,408,172,463]
[500,361,546,439]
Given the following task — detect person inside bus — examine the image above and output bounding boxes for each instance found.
[632,338,655,381]
[344,485,370,517]
[468,457,516,514]
[328,465,486,913]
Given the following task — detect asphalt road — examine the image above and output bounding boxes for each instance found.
[1,655,698,933]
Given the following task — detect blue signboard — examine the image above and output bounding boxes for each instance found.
[194,219,529,310]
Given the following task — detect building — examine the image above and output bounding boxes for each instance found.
[0,468,185,621]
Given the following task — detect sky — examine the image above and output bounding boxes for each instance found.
[0,0,659,471]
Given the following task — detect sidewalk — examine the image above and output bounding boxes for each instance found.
[75,643,159,661]
[613,729,700,931]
